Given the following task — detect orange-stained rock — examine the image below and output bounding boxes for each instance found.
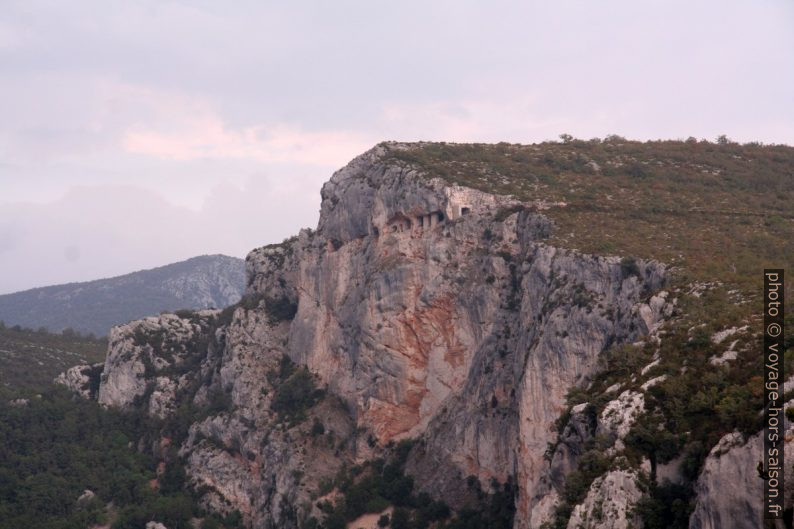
[83,144,669,529]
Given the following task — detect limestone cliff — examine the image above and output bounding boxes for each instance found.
[65,144,674,529]
[688,427,794,529]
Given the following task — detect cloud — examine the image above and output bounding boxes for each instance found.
[0,71,373,168]
[0,170,328,293]
[380,96,574,143]
[1,0,793,294]
[123,118,373,166]
[0,186,204,285]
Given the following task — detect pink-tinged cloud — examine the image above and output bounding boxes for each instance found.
[122,117,374,166]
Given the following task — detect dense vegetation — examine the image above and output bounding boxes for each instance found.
[0,321,240,529]
[0,386,239,529]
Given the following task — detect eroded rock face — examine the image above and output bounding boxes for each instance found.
[97,311,219,413]
[54,362,104,399]
[248,148,665,528]
[688,432,762,529]
[688,428,794,529]
[80,145,669,529]
[596,391,645,452]
[566,470,644,529]
[525,402,598,528]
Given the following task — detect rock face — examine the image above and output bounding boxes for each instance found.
[79,145,669,529]
[689,428,794,529]
[566,470,644,529]
[688,432,763,529]
[596,390,645,452]
[97,311,221,414]
[54,362,104,399]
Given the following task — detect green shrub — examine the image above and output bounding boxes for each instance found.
[271,367,323,423]
[619,256,641,279]
[311,418,325,437]
[633,482,693,529]
[265,296,298,323]
[391,507,410,529]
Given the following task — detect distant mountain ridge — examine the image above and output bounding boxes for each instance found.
[0,254,245,336]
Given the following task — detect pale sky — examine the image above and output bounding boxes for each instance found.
[1,1,793,293]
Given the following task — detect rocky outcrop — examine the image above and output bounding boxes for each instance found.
[523,402,598,527]
[74,144,670,529]
[566,470,644,529]
[689,427,794,529]
[688,432,762,529]
[55,362,104,399]
[552,403,598,489]
[97,311,219,415]
[596,391,645,453]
